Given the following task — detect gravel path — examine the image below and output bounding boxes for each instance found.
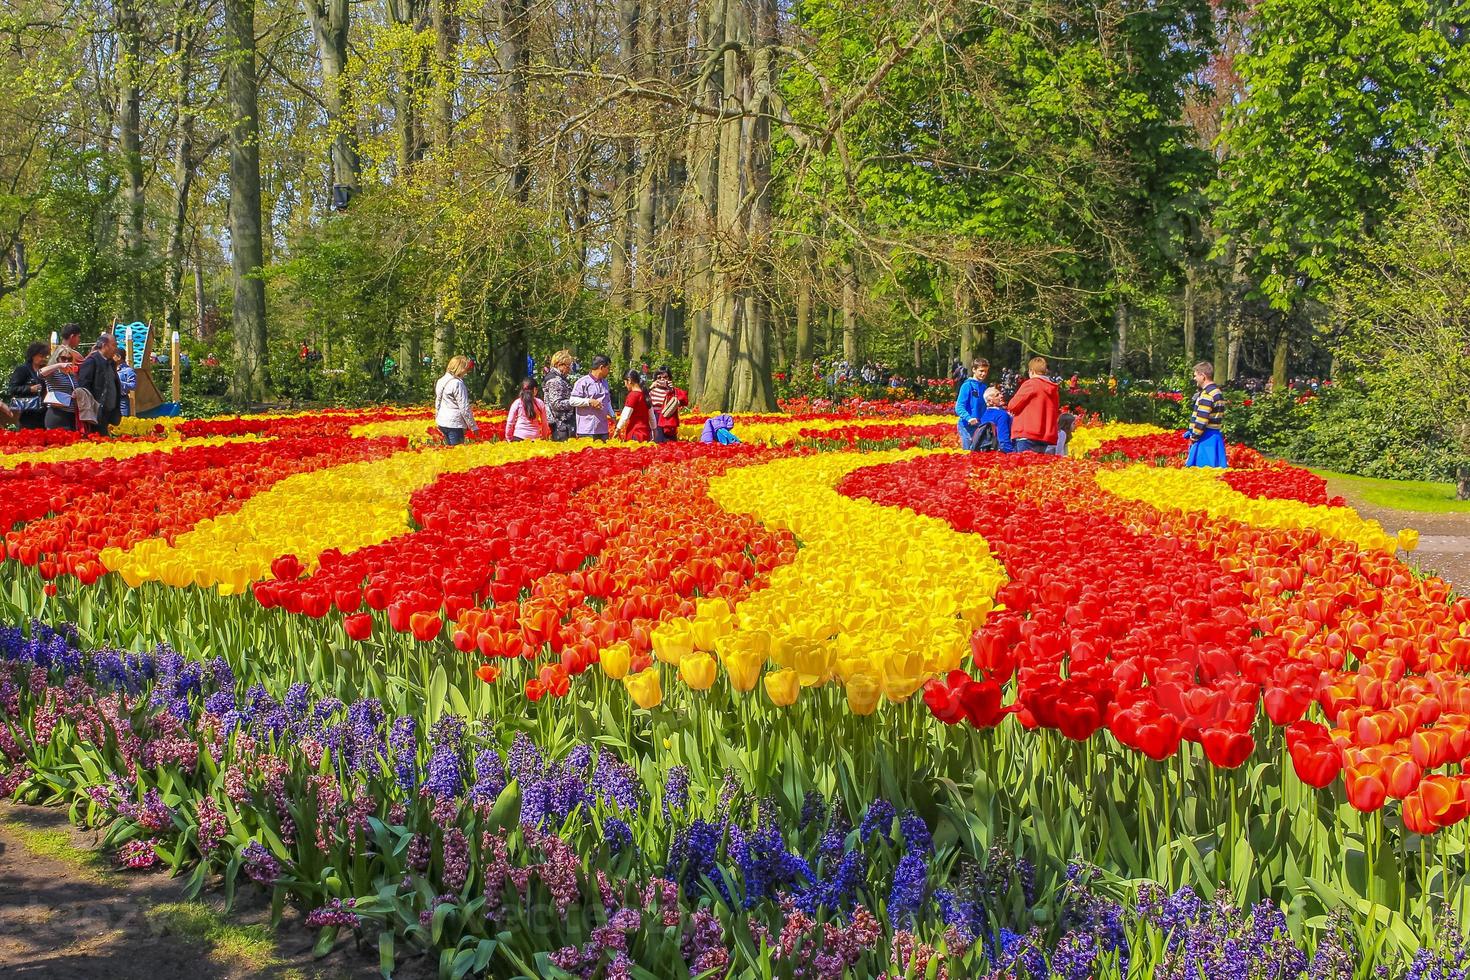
[1323,478,1470,594]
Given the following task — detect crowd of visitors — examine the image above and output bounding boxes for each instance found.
[433,350,708,447]
[4,325,137,435]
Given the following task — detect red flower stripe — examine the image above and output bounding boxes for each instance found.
[1221,466,1346,507]
[4,436,409,584]
[839,454,1266,764]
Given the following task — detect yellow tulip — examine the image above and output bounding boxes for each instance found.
[1398,528,1419,552]
[624,668,663,710]
[600,641,632,680]
[678,652,717,691]
[764,667,800,707]
[690,617,723,652]
[651,620,693,666]
[720,649,764,692]
[845,672,882,715]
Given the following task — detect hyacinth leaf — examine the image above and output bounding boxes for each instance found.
[377,930,394,979]
[486,779,520,831]
[312,925,338,958]
[427,665,448,724]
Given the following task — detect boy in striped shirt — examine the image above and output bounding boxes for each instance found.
[1185,360,1227,468]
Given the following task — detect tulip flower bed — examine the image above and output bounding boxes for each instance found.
[0,407,1465,977]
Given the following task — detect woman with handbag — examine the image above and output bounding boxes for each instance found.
[39,345,83,431]
[7,342,49,429]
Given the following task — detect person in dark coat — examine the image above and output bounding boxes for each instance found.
[7,342,49,429]
[76,333,121,435]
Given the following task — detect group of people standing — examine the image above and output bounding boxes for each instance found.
[6,325,135,435]
[955,356,1074,455]
[953,355,1227,468]
[434,350,691,446]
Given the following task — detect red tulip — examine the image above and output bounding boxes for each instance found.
[1200,728,1254,769]
[1289,738,1342,788]
[476,664,501,684]
[409,611,442,643]
[343,613,373,642]
[1345,763,1388,813]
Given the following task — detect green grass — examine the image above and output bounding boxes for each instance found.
[144,903,282,971]
[0,811,111,881]
[1311,469,1470,513]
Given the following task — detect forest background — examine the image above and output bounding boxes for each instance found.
[1,0,1468,487]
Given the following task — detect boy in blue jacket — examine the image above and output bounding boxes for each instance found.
[954,359,990,449]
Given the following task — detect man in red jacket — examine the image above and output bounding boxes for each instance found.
[1007,356,1060,453]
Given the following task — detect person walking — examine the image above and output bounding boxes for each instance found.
[434,355,479,445]
[613,369,653,441]
[646,365,688,443]
[1185,361,1228,468]
[1007,356,1061,453]
[543,350,576,441]
[505,378,550,441]
[570,355,615,440]
[8,342,49,429]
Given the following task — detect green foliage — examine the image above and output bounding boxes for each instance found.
[1217,0,1470,310]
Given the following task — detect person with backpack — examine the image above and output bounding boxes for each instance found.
[1008,356,1061,453]
[953,358,991,449]
[970,386,1014,453]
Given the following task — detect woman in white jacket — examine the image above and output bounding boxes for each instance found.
[434,355,478,445]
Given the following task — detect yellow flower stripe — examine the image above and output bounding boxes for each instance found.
[101,438,602,594]
[675,413,955,445]
[0,434,264,470]
[645,449,1006,710]
[1066,422,1170,458]
[1095,465,1413,554]
[350,412,509,441]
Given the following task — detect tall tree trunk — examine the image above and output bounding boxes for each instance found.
[841,258,857,363]
[304,0,359,192]
[698,0,748,412]
[432,0,458,146]
[387,0,429,176]
[1110,298,1128,375]
[955,264,973,365]
[489,0,531,402]
[1182,264,1196,366]
[685,0,722,401]
[163,6,200,341]
[193,235,209,340]
[117,0,146,314]
[1271,322,1289,389]
[738,0,777,411]
[225,0,268,402]
[795,270,813,366]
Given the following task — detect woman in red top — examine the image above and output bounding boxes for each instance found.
[614,369,653,441]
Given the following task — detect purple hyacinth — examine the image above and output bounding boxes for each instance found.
[242,841,282,884]
[604,816,634,854]
[663,766,689,818]
[469,749,506,808]
[424,742,463,802]
[898,809,932,855]
[387,716,418,793]
[441,827,470,891]
[858,798,895,843]
[306,897,361,929]
[885,851,926,928]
